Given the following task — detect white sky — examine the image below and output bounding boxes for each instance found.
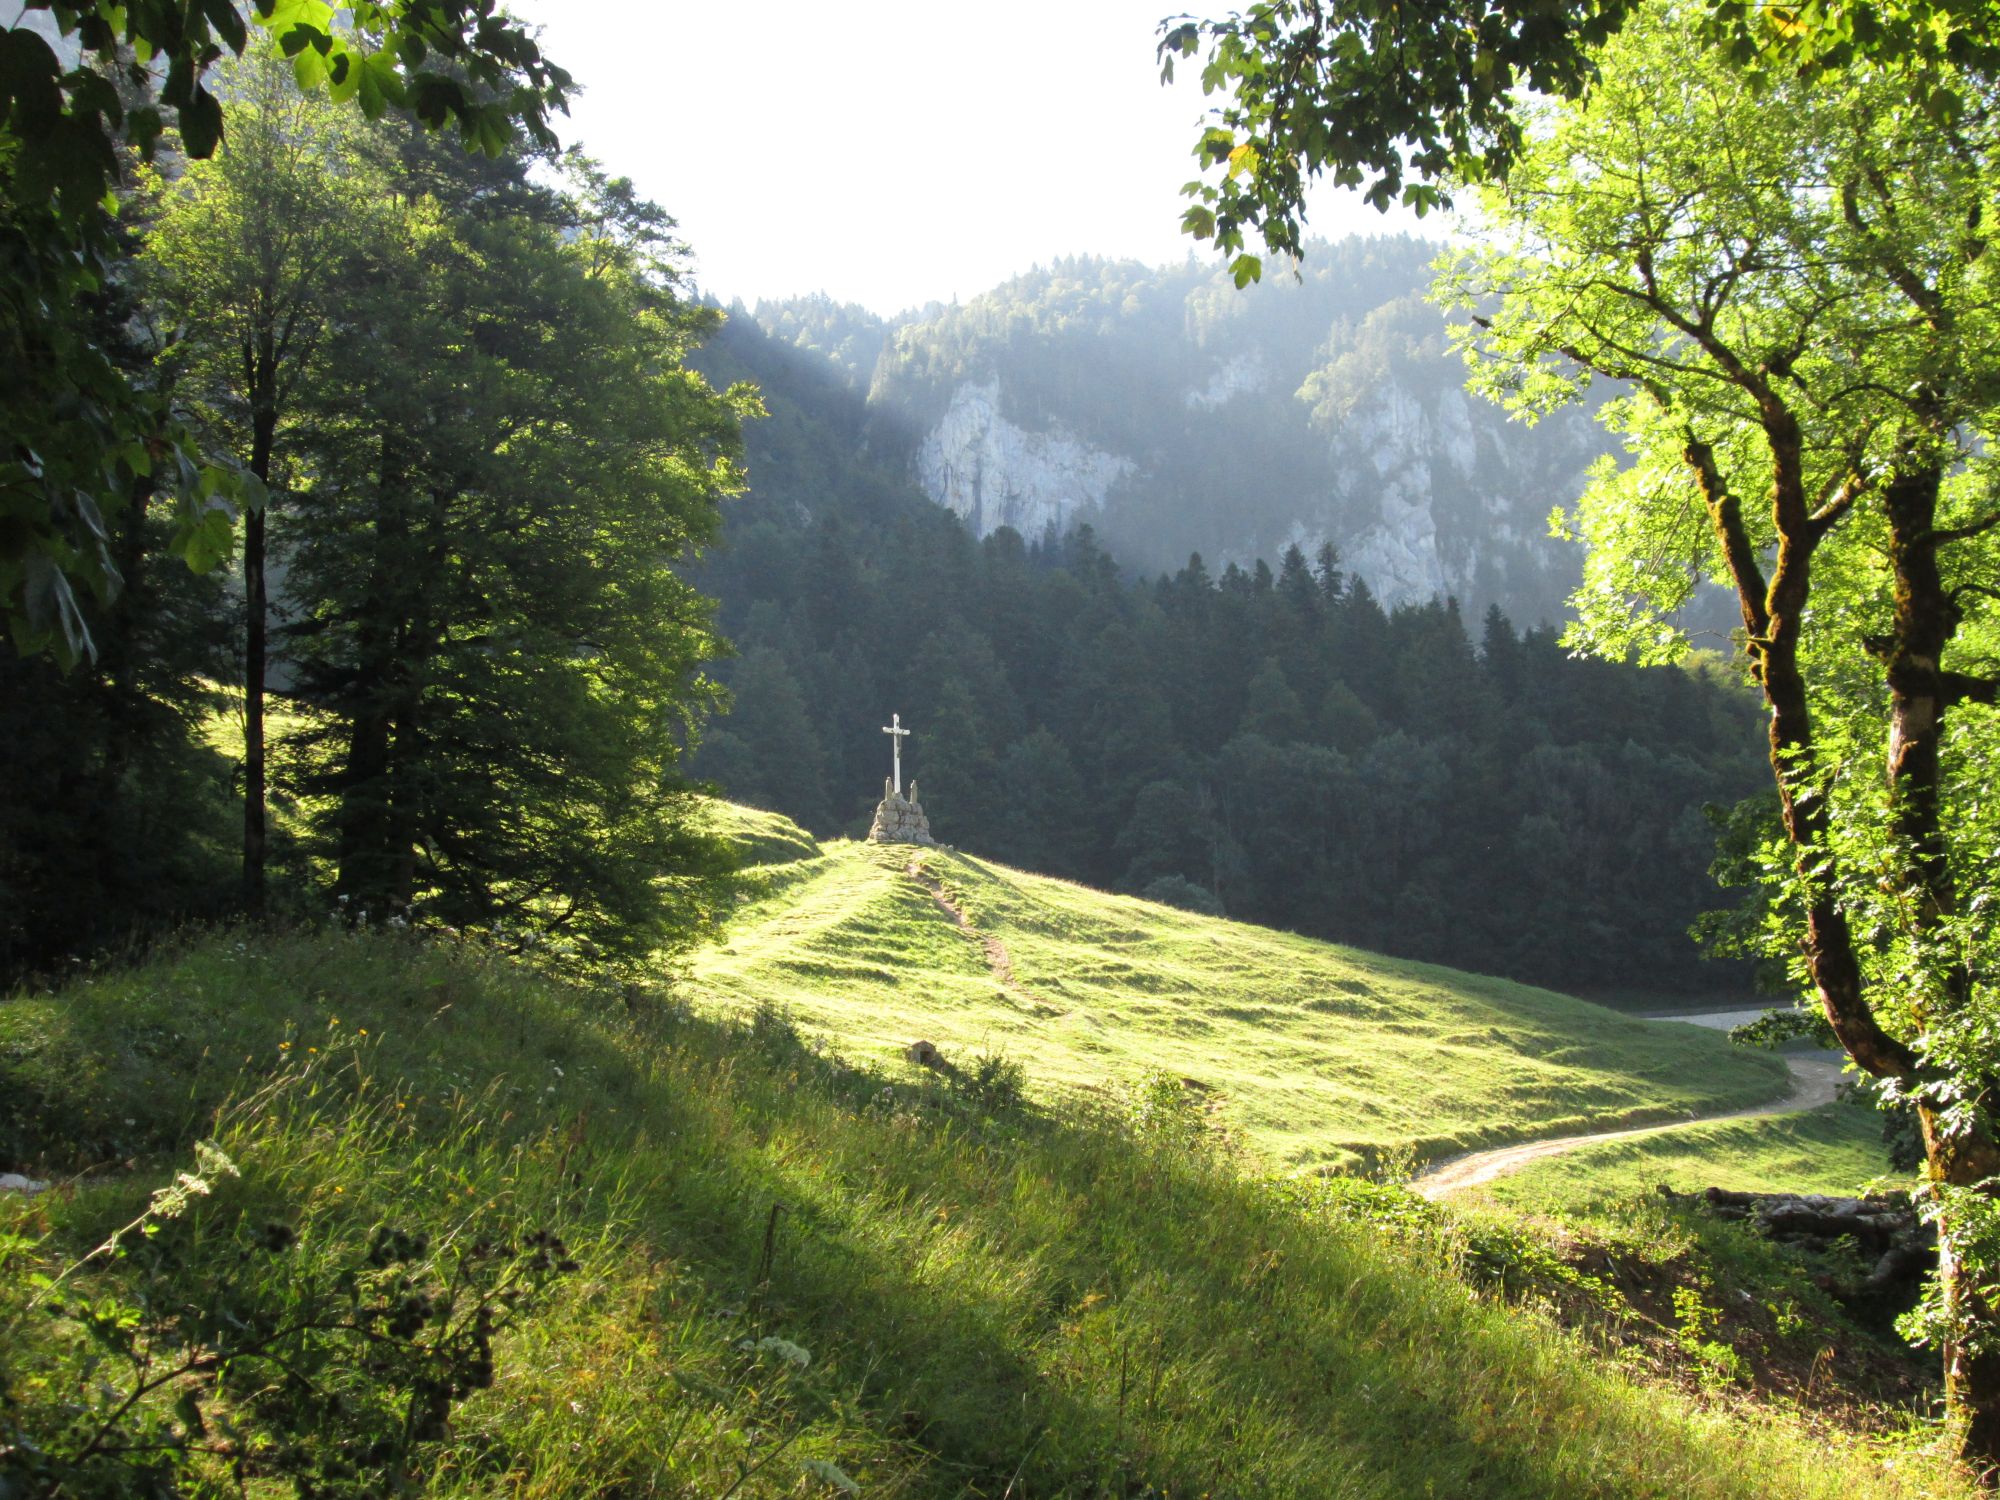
[511,0,1425,316]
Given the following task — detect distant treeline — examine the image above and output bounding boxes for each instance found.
[694,503,1767,997]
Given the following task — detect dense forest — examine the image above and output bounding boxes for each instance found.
[0,56,745,981]
[690,318,1769,998]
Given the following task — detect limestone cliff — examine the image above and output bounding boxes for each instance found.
[913,380,1132,542]
[756,238,1618,626]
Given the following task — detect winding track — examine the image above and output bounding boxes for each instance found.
[1415,1009,1845,1199]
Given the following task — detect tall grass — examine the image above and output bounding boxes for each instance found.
[0,929,1967,1496]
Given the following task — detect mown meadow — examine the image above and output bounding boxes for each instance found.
[691,827,1789,1172]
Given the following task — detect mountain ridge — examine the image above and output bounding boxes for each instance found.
[737,237,1615,625]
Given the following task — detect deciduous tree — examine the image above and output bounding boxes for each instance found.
[1,1,568,662]
[1437,11,2000,1467]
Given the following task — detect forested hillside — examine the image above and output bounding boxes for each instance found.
[690,316,1768,997]
[742,239,1623,626]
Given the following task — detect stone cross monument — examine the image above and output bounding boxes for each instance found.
[883,712,910,794]
[867,711,936,845]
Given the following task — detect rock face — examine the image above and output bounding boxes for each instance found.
[868,778,936,846]
[914,380,1133,541]
[819,242,1625,626]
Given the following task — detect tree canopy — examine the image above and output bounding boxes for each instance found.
[1438,3,2000,1465]
[1,1,569,663]
[1160,0,2000,284]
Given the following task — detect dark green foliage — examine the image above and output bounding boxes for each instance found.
[141,106,751,965]
[1139,875,1225,917]
[0,2,572,663]
[1,1151,575,1498]
[701,649,832,821]
[693,356,1767,993]
[0,242,237,980]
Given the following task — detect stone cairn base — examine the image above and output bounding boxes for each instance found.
[868,778,936,845]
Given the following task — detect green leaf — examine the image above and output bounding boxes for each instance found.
[1180,205,1217,240]
[355,51,406,117]
[179,87,224,157]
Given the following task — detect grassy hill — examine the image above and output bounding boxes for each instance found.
[687,829,1789,1172]
[0,923,1963,1497]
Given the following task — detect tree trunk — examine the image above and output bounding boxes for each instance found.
[1880,460,2000,1478]
[1922,1107,2000,1480]
[242,334,278,916]
[242,503,267,915]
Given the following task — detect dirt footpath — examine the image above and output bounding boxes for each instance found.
[1416,1053,1846,1199]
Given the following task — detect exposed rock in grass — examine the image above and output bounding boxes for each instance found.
[1658,1185,1937,1306]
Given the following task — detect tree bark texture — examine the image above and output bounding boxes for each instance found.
[1695,416,2000,1476]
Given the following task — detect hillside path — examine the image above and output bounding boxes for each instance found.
[1415,1042,1845,1199]
[903,856,1049,1013]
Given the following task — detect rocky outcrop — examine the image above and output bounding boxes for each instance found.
[913,380,1133,541]
[900,358,1596,624]
[868,779,936,846]
[761,244,1625,625]
[1184,351,1269,409]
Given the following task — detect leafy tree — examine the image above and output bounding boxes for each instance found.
[244,123,751,964]
[146,58,382,910]
[1,1,569,662]
[1157,0,1998,283]
[1442,10,2000,1463]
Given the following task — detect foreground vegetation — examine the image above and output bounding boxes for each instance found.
[0,928,1967,1497]
[690,831,1787,1171]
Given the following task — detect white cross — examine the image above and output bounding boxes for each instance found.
[882,713,910,795]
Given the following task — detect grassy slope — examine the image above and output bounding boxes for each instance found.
[1485,1096,1896,1213]
[687,837,1789,1170]
[0,930,1964,1498]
